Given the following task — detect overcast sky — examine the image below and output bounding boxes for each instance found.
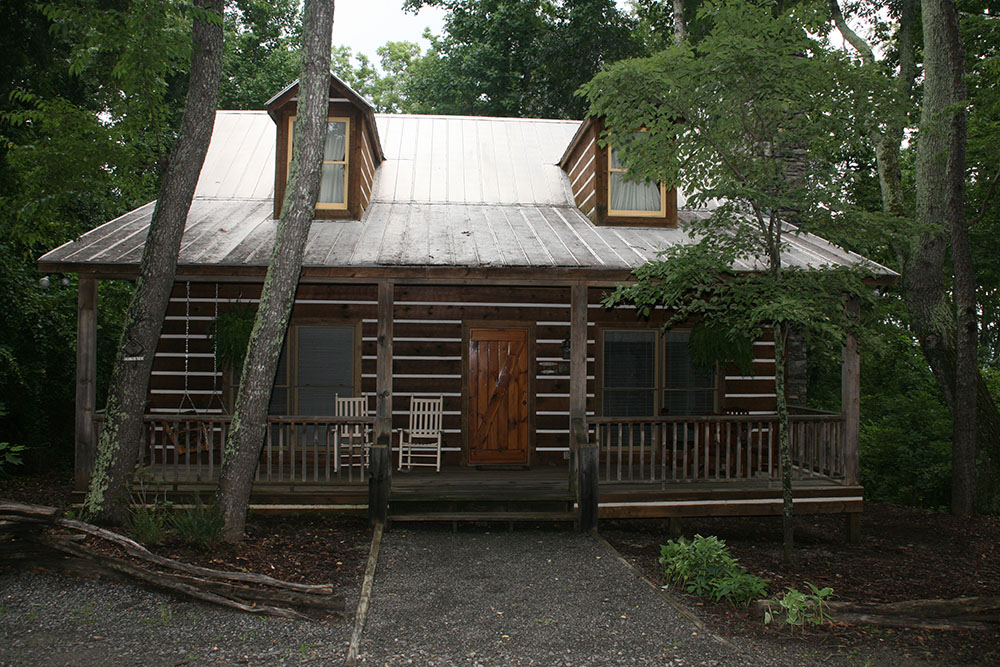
[331,1,447,65]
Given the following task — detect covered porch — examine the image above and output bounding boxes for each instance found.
[72,279,861,530]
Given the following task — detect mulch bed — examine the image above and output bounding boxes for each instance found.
[602,504,1000,665]
[0,473,370,597]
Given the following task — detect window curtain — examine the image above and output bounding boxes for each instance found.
[319,121,347,204]
[610,145,661,212]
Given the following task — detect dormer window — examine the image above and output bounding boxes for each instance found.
[559,118,677,227]
[608,138,667,217]
[267,75,384,220]
[288,116,350,210]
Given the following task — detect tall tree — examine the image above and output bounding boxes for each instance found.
[830,0,992,514]
[82,0,225,523]
[402,0,641,118]
[582,0,881,558]
[216,0,335,542]
[218,0,302,110]
[915,0,974,515]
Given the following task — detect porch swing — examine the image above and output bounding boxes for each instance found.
[163,282,224,456]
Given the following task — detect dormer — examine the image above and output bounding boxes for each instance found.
[266,74,385,220]
[559,117,677,227]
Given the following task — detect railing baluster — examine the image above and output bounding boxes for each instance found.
[616,423,623,482]
[640,424,646,481]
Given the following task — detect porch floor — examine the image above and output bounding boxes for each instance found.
[97,464,860,520]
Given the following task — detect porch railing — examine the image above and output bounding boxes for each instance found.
[93,414,375,485]
[590,412,845,484]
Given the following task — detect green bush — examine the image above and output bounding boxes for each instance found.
[170,496,223,547]
[659,534,768,606]
[763,582,834,629]
[130,503,169,546]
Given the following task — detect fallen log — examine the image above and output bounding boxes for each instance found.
[0,500,346,620]
[754,596,1000,631]
[0,502,333,593]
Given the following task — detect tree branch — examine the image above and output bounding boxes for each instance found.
[829,0,875,64]
[970,166,1000,227]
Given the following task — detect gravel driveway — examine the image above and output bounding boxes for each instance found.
[356,526,817,666]
[0,571,352,665]
[1,526,830,666]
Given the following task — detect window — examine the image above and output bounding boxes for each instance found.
[601,329,716,417]
[288,116,350,210]
[231,323,358,416]
[607,134,667,217]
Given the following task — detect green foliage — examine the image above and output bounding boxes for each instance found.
[763,583,834,630]
[218,0,301,110]
[170,495,223,547]
[130,503,170,546]
[401,0,643,118]
[128,470,171,546]
[0,442,28,477]
[209,303,257,370]
[582,0,888,220]
[659,534,768,606]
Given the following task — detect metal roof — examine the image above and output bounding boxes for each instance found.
[39,111,895,279]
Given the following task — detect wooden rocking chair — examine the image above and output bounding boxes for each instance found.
[398,395,443,472]
[335,394,370,471]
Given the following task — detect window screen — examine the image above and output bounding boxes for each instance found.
[663,331,715,416]
[294,325,355,416]
[602,330,657,417]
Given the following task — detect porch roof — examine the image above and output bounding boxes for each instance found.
[38,111,895,280]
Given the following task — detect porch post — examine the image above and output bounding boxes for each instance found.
[571,284,597,531]
[841,296,860,486]
[74,275,98,491]
[369,280,393,525]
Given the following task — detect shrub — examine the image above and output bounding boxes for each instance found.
[763,582,834,629]
[659,534,768,606]
[130,503,169,546]
[170,495,223,547]
[0,441,27,477]
[128,470,170,545]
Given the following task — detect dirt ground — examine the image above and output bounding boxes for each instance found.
[602,505,1000,665]
[3,473,999,664]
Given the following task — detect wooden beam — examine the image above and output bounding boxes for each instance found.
[74,276,98,491]
[570,285,588,421]
[842,297,860,486]
[369,281,393,524]
[570,286,597,531]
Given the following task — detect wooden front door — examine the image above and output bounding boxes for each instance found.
[467,327,531,465]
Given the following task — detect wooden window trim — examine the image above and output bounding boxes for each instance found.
[287,115,351,212]
[606,143,668,218]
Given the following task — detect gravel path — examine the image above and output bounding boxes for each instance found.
[1,527,836,666]
[0,571,353,665]
[356,526,820,666]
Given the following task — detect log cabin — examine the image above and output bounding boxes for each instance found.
[38,76,894,533]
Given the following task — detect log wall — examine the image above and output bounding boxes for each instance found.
[151,282,777,467]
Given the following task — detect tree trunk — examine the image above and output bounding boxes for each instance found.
[672,0,687,45]
[917,0,974,516]
[81,0,225,524]
[215,0,335,542]
[834,0,999,512]
[774,324,794,562]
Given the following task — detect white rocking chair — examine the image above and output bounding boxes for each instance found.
[398,395,444,472]
[335,394,370,471]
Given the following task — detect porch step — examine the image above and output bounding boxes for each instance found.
[389,510,576,523]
